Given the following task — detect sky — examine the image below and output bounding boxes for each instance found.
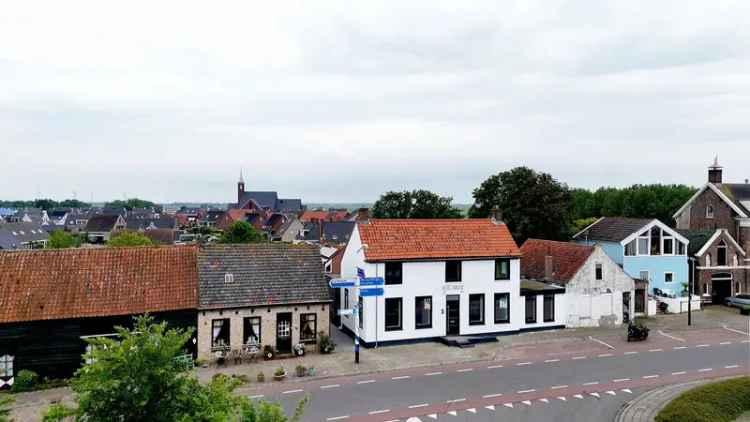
[2,1,750,204]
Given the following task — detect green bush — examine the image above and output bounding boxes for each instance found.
[42,403,77,421]
[11,369,39,393]
[256,372,265,383]
[656,377,750,422]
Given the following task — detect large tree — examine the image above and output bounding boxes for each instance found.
[220,221,263,243]
[104,198,158,211]
[372,189,463,219]
[107,231,154,247]
[469,167,571,243]
[47,230,81,249]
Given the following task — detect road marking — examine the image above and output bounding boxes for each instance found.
[447,410,458,416]
[483,393,503,399]
[282,389,304,394]
[358,380,376,384]
[572,356,587,360]
[466,408,477,414]
[424,372,443,376]
[368,409,390,415]
[672,371,686,376]
[673,346,688,350]
[557,396,566,401]
[598,353,614,358]
[522,400,532,406]
[408,404,429,409]
[698,368,712,372]
[590,392,600,398]
[551,385,568,390]
[583,381,599,386]
[613,378,630,383]
[622,389,633,394]
[487,364,504,369]
[725,365,739,369]
[606,391,617,396]
[648,348,663,352]
[544,359,561,363]
[484,405,495,411]
[517,362,532,366]
[589,336,616,350]
[574,394,584,399]
[321,384,340,389]
[720,341,732,345]
[723,325,750,336]
[643,375,659,379]
[392,375,411,380]
[658,330,685,342]
[446,398,466,404]
[427,414,438,420]
[517,389,536,394]
[504,403,514,409]
[696,344,710,348]
[456,368,473,373]
[623,351,639,355]
[326,416,349,421]
[248,395,265,399]
[539,398,549,403]
[744,340,750,343]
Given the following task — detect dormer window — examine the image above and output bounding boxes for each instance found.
[706,204,714,219]
[224,273,234,283]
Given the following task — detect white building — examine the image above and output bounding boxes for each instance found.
[339,219,566,345]
[520,239,637,327]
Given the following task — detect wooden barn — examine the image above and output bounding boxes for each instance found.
[0,246,199,383]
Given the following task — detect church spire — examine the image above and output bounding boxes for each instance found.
[239,169,244,184]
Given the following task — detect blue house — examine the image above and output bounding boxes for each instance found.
[573,217,689,296]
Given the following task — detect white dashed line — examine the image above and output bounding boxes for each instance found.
[392,375,410,380]
[484,405,496,411]
[282,389,304,395]
[424,372,443,376]
[248,395,265,399]
[696,344,710,348]
[583,381,599,386]
[504,403,514,409]
[588,336,616,350]
[446,398,466,404]
[551,385,568,390]
[723,325,750,336]
[598,353,613,358]
[539,398,549,403]
[522,400,532,406]
[572,356,587,360]
[573,394,584,399]
[643,375,659,379]
[613,378,630,383]
[671,371,686,376]
[648,348,663,352]
[557,396,566,401]
[357,380,376,385]
[487,364,504,369]
[368,409,390,415]
[326,416,349,421]
[744,340,750,343]
[622,389,633,394]
[321,384,340,389]
[517,389,536,394]
[725,365,739,369]
[606,391,617,396]
[466,408,477,414]
[517,362,532,366]
[720,341,732,345]
[698,368,713,372]
[673,346,687,350]
[658,330,685,342]
[456,368,473,373]
[544,359,561,363]
[408,403,429,409]
[590,392,600,398]
[623,351,639,355]
[483,393,503,399]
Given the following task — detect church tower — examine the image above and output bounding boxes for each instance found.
[237,170,245,207]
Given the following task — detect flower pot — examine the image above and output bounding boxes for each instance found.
[273,373,287,381]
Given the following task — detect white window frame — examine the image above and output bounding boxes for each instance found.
[0,354,13,377]
[662,235,675,256]
[637,232,650,256]
[706,204,714,219]
[664,272,674,283]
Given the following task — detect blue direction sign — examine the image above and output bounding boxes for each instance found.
[357,267,366,278]
[329,278,357,288]
[359,277,385,287]
[359,287,384,297]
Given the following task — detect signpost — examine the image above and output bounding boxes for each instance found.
[328,271,384,364]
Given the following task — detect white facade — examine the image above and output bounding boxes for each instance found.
[340,226,565,343]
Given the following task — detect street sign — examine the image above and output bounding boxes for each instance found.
[329,278,357,288]
[357,267,366,278]
[337,309,355,316]
[359,277,385,286]
[359,287,384,297]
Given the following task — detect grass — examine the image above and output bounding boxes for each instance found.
[655,377,750,422]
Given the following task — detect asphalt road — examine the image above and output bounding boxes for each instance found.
[256,335,750,421]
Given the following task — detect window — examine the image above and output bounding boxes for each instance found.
[595,264,603,281]
[703,284,708,294]
[469,294,485,325]
[663,236,674,255]
[677,242,686,255]
[494,293,510,324]
[358,296,364,329]
[625,240,636,256]
[445,261,462,282]
[211,319,230,349]
[525,295,537,324]
[224,273,234,283]
[415,296,433,329]
[0,355,14,377]
[717,240,727,266]
[385,298,403,331]
[495,259,511,280]
[243,317,261,345]
[639,271,650,282]
[637,231,650,256]
[344,288,349,310]
[706,204,714,219]
[543,295,555,322]
[300,314,317,343]
[664,272,674,283]
[385,262,403,285]
[650,227,661,255]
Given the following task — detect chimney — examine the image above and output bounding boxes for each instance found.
[491,206,504,225]
[544,256,554,281]
[708,156,723,184]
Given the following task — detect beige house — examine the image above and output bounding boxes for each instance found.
[196,243,331,360]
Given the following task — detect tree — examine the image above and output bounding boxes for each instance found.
[469,167,571,243]
[63,315,305,421]
[372,189,463,219]
[107,231,154,247]
[0,394,12,422]
[47,230,80,249]
[58,199,90,208]
[104,198,157,211]
[220,221,263,243]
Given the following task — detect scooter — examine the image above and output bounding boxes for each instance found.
[627,321,649,342]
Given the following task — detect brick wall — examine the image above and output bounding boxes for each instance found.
[686,188,739,238]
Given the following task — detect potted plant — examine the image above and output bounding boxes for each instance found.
[318,332,336,354]
[263,345,275,360]
[293,343,305,357]
[273,366,287,381]
[256,371,265,383]
[295,365,306,377]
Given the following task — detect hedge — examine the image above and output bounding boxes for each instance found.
[655,377,750,422]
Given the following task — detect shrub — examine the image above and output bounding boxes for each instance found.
[11,369,39,393]
[256,372,265,383]
[0,394,13,422]
[274,367,286,378]
[42,403,77,421]
[231,374,250,385]
[295,365,306,377]
[318,332,336,354]
[656,377,750,422]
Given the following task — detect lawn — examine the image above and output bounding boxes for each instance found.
[656,377,750,422]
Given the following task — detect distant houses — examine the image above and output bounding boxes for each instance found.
[0,222,49,250]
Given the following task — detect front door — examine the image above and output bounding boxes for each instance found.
[622,292,631,323]
[276,313,292,354]
[712,279,732,305]
[446,295,460,336]
[634,289,645,313]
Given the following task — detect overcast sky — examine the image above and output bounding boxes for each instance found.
[2,1,749,204]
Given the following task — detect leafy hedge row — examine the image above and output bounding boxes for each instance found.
[656,377,750,422]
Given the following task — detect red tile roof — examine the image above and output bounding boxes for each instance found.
[358,219,521,262]
[0,246,198,324]
[300,211,329,222]
[520,239,594,284]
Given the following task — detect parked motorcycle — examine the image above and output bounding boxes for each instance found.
[627,321,649,342]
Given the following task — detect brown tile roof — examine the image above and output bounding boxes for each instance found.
[0,246,198,324]
[520,239,594,284]
[358,219,521,262]
[300,210,330,222]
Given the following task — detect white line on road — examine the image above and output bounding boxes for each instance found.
[456,368,473,373]
[583,381,599,386]
[623,351,639,355]
[357,380,376,384]
[408,403,429,409]
[622,389,633,394]
[487,364,504,369]
[484,405,496,411]
[551,385,568,390]
[544,359,561,363]
[522,400,532,406]
[598,353,614,358]
[572,356,587,360]
[698,368,713,372]
[671,371,686,376]
[248,395,265,399]
[573,394,584,399]
[648,348,664,352]
[744,340,750,343]
[606,391,617,396]
[725,365,740,369]
[673,346,688,350]
[658,330,685,342]
[590,392,600,398]
[446,398,466,404]
[613,378,630,383]
[483,393,503,399]
[723,325,750,336]
[392,375,410,380]
[504,403,514,409]
[539,398,549,403]
[326,416,349,421]
[589,336,616,350]
[466,408,477,414]
[557,396,566,401]
[696,344,710,348]
[720,341,732,345]
[424,372,443,376]
[517,389,536,394]
[517,362,532,366]
[321,384,340,389]
[368,409,390,415]
[643,375,659,379]
[282,389,304,395]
